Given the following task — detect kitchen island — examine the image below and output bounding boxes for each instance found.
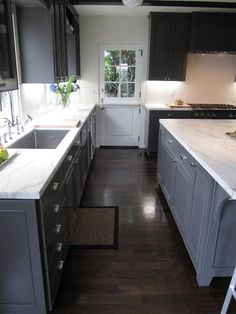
[157,119,236,286]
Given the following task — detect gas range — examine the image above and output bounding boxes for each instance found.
[189,103,236,119]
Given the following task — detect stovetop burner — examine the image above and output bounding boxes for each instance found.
[189,103,236,109]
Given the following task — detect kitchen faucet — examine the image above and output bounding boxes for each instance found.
[20,114,33,132]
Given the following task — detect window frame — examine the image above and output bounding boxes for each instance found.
[99,44,142,105]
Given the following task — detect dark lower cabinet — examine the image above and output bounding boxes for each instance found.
[0,110,96,313]
[0,200,47,314]
[145,109,192,156]
[157,124,236,286]
[149,13,190,81]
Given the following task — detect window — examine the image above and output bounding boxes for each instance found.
[100,45,142,104]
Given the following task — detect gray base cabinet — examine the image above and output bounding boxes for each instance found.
[158,124,235,286]
[0,110,96,313]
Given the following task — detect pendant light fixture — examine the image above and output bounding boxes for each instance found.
[122,0,143,7]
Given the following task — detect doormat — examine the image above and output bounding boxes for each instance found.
[70,206,119,249]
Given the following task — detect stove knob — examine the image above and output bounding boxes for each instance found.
[212,113,217,118]
[229,113,234,118]
[194,113,199,118]
[201,112,205,117]
[206,113,210,118]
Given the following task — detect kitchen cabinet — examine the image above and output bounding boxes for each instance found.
[16,0,80,83]
[157,123,236,286]
[189,12,236,53]
[145,109,192,156]
[149,13,190,81]
[0,0,18,91]
[66,2,81,77]
[90,107,96,160]
[81,120,90,187]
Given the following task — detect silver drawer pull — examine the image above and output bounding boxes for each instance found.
[55,224,62,233]
[67,155,73,162]
[168,139,173,143]
[51,182,59,191]
[53,204,60,214]
[56,242,63,252]
[191,162,196,167]
[57,260,64,270]
[180,154,187,160]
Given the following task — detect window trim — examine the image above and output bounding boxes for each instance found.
[99,44,142,105]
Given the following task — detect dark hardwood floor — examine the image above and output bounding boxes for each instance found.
[53,148,236,314]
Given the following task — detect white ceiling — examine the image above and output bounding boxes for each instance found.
[75,3,236,16]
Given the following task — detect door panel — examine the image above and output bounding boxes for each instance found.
[99,105,140,146]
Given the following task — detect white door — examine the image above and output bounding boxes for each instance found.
[98,44,143,146]
[99,104,141,146]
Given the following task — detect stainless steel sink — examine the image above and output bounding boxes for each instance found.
[8,128,69,149]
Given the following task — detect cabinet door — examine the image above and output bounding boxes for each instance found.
[74,148,83,208]
[161,146,177,206]
[168,16,189,81]
[172,160,194,236]
[186,165,212,267]
[0,0,18,91]
[149,13,189,81]
[51,0,67,81]
[190,13,236,52]
[149,15,170,80]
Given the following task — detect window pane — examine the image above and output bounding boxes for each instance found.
[121,50,136,66]
[121,83,135,98]
[104,50,119,66]
[105,83,119,97]
[120,66,135,82]
[105,66,119,82]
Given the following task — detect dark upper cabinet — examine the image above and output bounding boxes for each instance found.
[66,3,80,77]
[16,0,80,83]
[189,12,236,53]
[0,0,18,91]
[149,13,190,81]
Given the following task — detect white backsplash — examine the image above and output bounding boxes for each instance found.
[145,53,236,105]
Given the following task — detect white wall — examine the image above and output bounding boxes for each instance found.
[79,15,149,105]
[145,53,236,105]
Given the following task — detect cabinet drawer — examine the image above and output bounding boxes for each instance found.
[43,196,66,245]
[45,207,68,271]
[150,110,192,121]
[41,166,64,222]
[64,133,81,176]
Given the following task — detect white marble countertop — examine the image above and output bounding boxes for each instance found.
[144,103,193,111]
[0,104,95,199]
[160,119,236,199]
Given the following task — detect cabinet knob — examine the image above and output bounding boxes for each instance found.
[51,182,59,191]
[180,154,188,160]
[171,157,176,163]
[53,204,60,214]
[168,139,173,143]
[57,260,64,270]
[67,155,73,162]
[75,141,80,147]
[56,242,63,252]
[191,162,196,167]
[55,224,62,233]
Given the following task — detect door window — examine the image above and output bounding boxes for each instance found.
[100,45,142,104]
